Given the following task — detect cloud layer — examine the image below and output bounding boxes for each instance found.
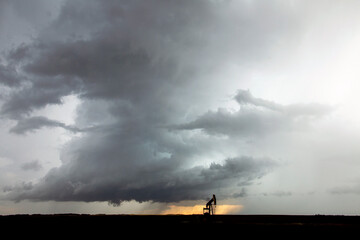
[7,156,275,205]
[10,116,81,134]
[173,89,332,137]
[0,0,333,206]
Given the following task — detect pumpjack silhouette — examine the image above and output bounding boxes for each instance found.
[203,194,216,215]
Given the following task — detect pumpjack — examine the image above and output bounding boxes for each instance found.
[203,194,216,215]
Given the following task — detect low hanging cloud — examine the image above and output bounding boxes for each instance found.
[7,156,275,205]
[173,89,333,137]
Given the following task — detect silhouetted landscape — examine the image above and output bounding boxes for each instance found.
[3,2,360,230]
[2,214,360,235]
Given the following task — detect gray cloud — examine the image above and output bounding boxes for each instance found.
[235,89,284,112]
[235,90,332,117]
[10,116,81,134]
[0,64,21,87]
[8,156,275,205]
[173,89,333,137]
[0,0,298,117]
[1,75,82,118]
[21,160,42,171]
[1,0,299,205]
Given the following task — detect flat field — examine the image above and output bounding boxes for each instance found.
[2,214,360,236]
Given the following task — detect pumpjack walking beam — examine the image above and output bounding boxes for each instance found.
[203,194,216,215]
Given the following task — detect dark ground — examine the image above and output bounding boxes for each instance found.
[2,214,360,236]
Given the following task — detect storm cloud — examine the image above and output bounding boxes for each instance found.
[10,116,81,134]
[1,0,336,207]
[8,156,275,205]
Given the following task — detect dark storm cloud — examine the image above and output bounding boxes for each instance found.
[0,0,297,115]
[2,0,299,204]
[0,74,82,118]
[173,89,333,137]
[0,64,21,87]
[10,116,81,134]
[8,156,275,204]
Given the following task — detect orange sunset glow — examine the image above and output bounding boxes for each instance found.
[161,205,243,215]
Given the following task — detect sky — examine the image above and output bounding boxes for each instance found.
[1,0,360,215]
